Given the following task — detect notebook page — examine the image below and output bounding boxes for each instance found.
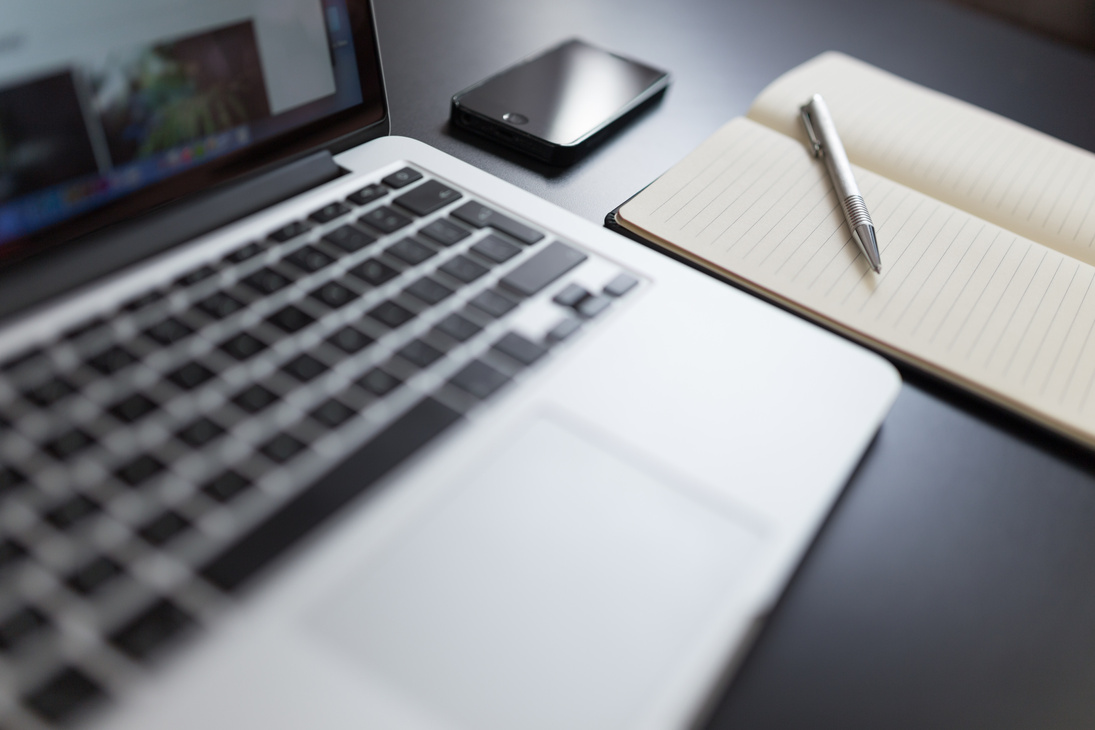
[746,52,1095,267]
[618,118,1095,444]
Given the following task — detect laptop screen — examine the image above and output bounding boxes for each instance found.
[0,0,385,262]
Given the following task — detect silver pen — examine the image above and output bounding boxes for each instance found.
[800,94,882,273]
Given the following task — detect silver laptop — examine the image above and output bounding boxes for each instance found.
[0,3,900,728]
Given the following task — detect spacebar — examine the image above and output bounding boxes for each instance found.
[201,397,463,592]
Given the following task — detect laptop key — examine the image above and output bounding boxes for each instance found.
[284,245,335,273]
[493,332,548,366]
[123,289,165,313]
[44,429,95,460]
[367,301,415,329]
[226,277,267,302]
[323,224,376,253]
[604,272,640,297]
[242,268,292,295]
[44,495,100,530]
[174,265,216,289]
[109,393,158,423]
[0,466,28,494]
[225,241,264,264]
[143,317,193,346]
[387,236,437,265]
[282,354,327,382]
[2,347,45,373]
[233,385,279,414]
[115,455,164,487]
[394,179,462,216]
[309,201,351,224]
[450,359,509,400]
[552,282,589,307]
[201,397,462,592]
[472,234,522,264]
[66,556,124,595]
[219,332,268,361]
[546,317,582,343]
[167,361,216,390]
[450,200,495,227]
[138,511,190,546]
[310,398,355,429]
[269,219,311,243]
[357,368,401,396]
[435,313,482,342]
[347,184,387,206]
[0,605,49,650]
[577,294,612,318]
[203,471,251,503]
[327,325,374,354]
[109,599,195,661]
[500,241,588,297]
[350,258,400,287]
[439,254,488,284]
[382,167,423,189]
[451,201,544,245]
[0,540,27,573]
[267,305,315,333]
[261,433,307,463]
[196,291,245,320]
[23,666,107,724]
[405,276,453,305]
[87,344,138,375]
[310,280,357,309]
[398,339,444,369]
[64,317,107,342]
[24,377,75,407]
[469,289,517,319]
[360,206,412,234]
[176,417,225,448]
[419,218,470,246]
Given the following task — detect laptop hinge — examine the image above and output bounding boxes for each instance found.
[0,151,346,323]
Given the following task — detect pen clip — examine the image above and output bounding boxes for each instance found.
[799,105,822,158]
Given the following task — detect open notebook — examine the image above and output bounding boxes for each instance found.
[614,52,1095,448]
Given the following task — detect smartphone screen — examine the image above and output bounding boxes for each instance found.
[454,40,668,147]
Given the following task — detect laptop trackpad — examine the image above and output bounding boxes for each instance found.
[311,414,765,730]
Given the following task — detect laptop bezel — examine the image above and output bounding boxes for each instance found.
[0,0,390,274]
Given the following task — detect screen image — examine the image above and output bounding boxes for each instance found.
[0,71,99,203]
[0,0,374,256]
[93,21,272,167]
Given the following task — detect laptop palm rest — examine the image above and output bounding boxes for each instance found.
[310,414,765,730]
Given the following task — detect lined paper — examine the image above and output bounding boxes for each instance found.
[618,118,1095,443]
[746,52,1095,266]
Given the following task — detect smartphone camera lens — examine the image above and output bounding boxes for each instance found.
[502,112,528,125]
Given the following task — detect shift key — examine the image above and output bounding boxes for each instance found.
[500,241,588,297]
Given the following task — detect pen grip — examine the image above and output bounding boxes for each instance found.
[842,194,874,229]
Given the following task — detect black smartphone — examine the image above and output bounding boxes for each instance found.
[450,39,670,166]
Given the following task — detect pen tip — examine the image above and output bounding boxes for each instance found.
[854,223,883,274]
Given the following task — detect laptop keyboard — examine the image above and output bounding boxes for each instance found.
[0,165,641,727]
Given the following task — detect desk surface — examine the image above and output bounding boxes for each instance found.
[372,1,1095,727]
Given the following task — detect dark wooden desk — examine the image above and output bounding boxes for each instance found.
[372,1,1095,726]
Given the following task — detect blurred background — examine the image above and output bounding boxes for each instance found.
[950,0,1095,50]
